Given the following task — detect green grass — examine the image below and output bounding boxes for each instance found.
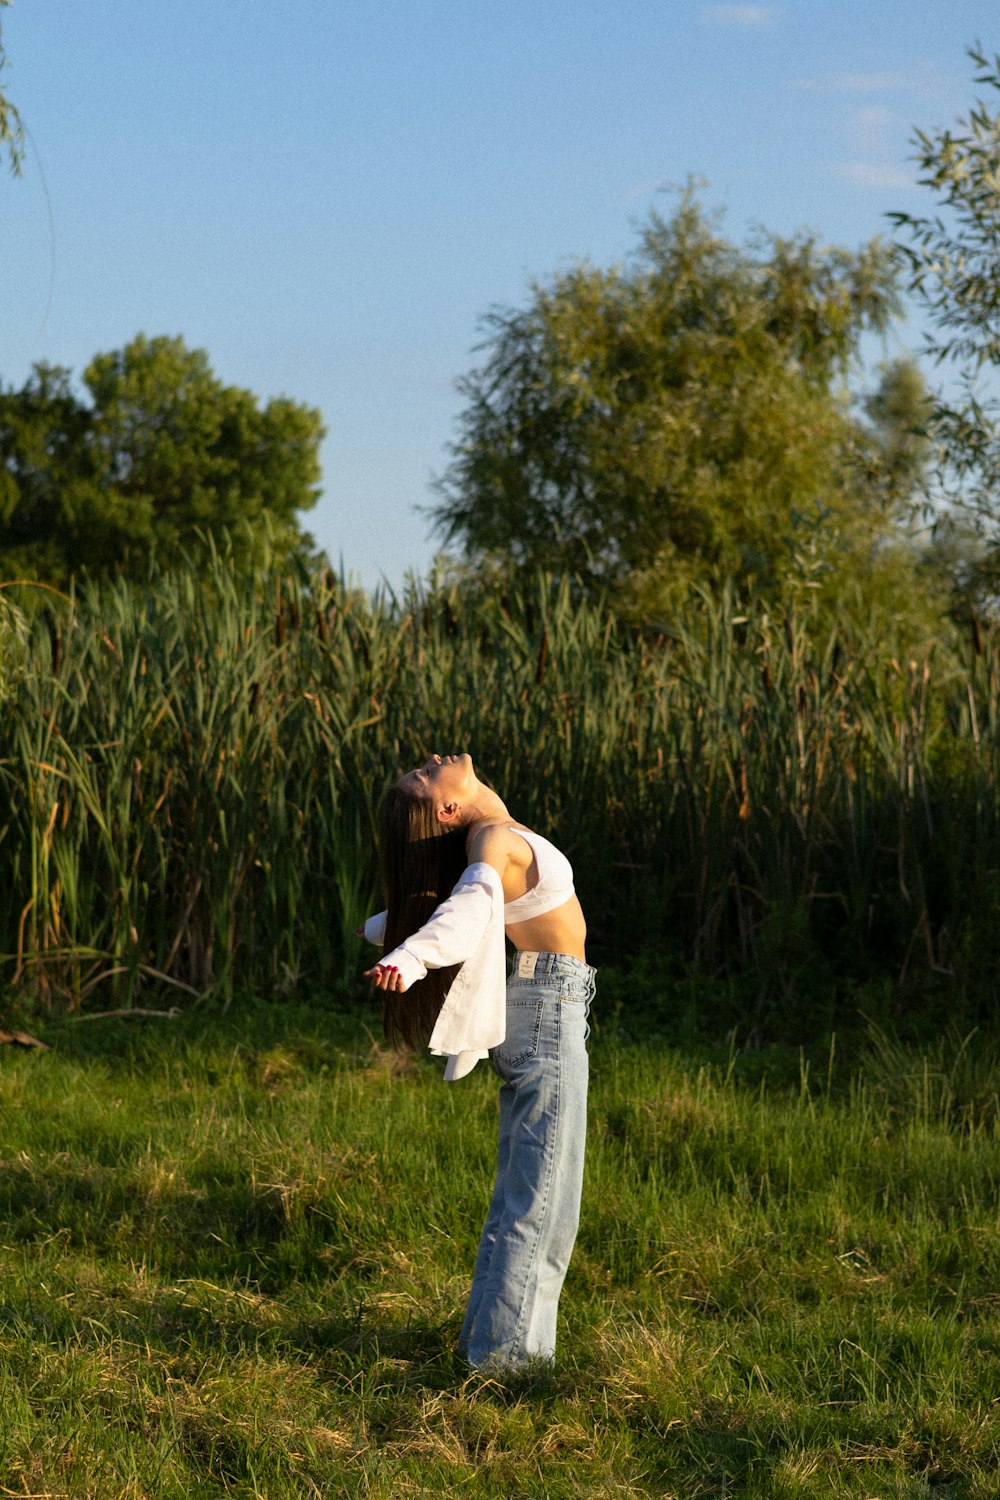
[1,997,998,1498]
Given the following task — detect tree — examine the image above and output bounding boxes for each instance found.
[862,357,933,500]
[430,192,917,614]
[889,45,1000,591]
[0,0,24,176]
[0,335,325,584]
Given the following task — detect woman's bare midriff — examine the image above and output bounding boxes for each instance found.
[505,894,587,962]
[466,820,588,961]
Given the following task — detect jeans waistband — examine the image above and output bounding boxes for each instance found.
[510,951,594,980]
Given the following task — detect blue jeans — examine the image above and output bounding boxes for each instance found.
[459,951,595,1371]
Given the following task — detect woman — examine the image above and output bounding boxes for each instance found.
[363,751,595,1372]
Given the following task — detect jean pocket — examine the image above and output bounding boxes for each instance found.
[493,997,544,1070]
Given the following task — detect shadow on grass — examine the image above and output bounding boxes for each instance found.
[0,1272,464,1368]
[3,1281,987,1496]
[18,996,375,1072]
[0,1155,357,1279]
[645,1405,977,1497]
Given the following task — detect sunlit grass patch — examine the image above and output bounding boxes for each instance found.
[0,1005,998,1496]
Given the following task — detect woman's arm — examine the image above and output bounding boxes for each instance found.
[364,825,520,993]
[364,858,504,993]
[360,911,387,945]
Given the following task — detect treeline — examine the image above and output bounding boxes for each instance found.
[0,560,997,1040]
[0,336,324,586]
[4,50,1000,628]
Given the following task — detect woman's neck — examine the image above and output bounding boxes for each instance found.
[461,785,509,828]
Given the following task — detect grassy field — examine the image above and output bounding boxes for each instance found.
[1,995,997,1498]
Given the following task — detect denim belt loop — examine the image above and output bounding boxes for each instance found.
[511,950,595,981]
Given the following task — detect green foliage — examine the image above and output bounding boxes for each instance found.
[0,1008,998,1496]
[862,1021,1000,1129]
[0,334,325,584]
[0,586,26,703]
[431,190,924,619]
[890,45,1000,590]
[0,0,23,176]
[860,356,934,507]
[0,556,998,1039]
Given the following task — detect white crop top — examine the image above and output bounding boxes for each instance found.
[503,827,575,922]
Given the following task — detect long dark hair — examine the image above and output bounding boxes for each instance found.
[377,781,469,1049]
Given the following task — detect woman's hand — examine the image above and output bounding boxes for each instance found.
[363,964,407,993]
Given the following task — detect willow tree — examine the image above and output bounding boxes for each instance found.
[431,192,926,617]
[890,45,1000,596]
[0,0,24,175]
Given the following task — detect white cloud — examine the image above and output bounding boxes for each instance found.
[619,178,670,205]
[793,64,954,98]
[831,161,917,191]
[700,5,778,27]
[848,105,895,155]
[797,72,916,94]
[853,105,894,128]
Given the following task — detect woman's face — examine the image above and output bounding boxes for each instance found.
[398,752,474,806]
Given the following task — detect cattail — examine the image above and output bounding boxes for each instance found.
[46,612,62,674]
[738,756,750,821]
[535,628,548,685]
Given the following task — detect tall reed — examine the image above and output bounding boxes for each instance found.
[0,559,996,1034]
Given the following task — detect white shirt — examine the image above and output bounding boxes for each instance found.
[363,861,507,1081]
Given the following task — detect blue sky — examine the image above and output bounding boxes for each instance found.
[3,2,997,588]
